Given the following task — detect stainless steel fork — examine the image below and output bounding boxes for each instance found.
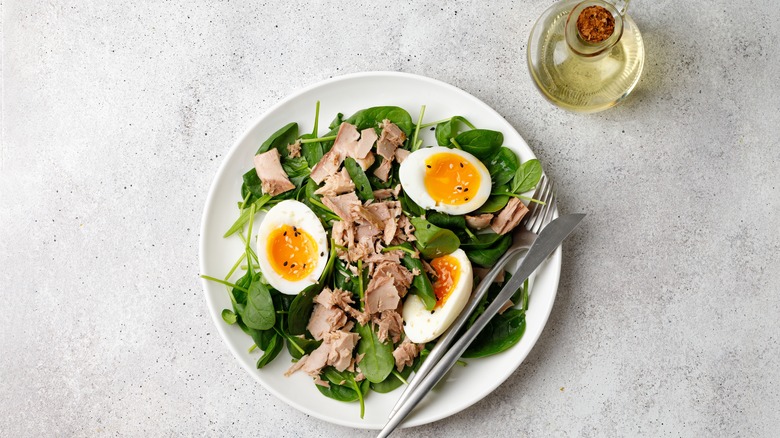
[386,175,558,419]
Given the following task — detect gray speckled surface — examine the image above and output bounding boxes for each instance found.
[2,0,779,436]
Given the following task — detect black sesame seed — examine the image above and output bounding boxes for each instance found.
[303,263,306,268]
[429,127,435,131]
[464,188,469,192]
[321,252,325,257]
[283,261,288,266]
[283,231,287,236]
[291,263,296,267]
[427,224,431,229]
[430,310,436,314]
[293,226,298,232]
[403,320,407,325]
[465,197,469,201]
[460,162,464,168]
[426,165,431,169]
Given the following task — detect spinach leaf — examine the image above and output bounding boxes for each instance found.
[460,232,505,250]
[316,367,370,418]
[400,192,424,217]
[344,157,375,201]
[272,290,296,313]
[426,211,466,231]
[487,147,520,187]
[462,309,526,358]
[475,195,509,214]
[250,327,277,351]
[435,116,474,146]
[317,380,358,402]
[242,168,264,199]
[512,159,542,194]
[521,278,529,312]
[505,272,524,305]
[397,243,436,310]
[231,271,253,310]
[370,364,414,393]
[256,332,283,368]
[356,323,395,383]
[410,217,460,259]
[364,155,397,191]
[236,317,258,340]
[286,335,322,360]
[287,283,321,335]
[221,309,237,325]
[329,112,344,131]
[334,260,354,291]
[241,279,276,331]
[256,122,299,156]
[465,234,512,267]
[454,129,503,160]
[298,132,324,168]
[317,380,368,403]
[320,367,356,387]
[344,106,414,135]
[282,156,311,188]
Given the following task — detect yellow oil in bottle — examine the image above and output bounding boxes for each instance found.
[528,0,645,113]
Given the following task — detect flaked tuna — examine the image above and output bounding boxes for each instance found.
[253,148,295,196]
[355,152,375,171]
[392,339,423,372]
[491,197,529,235]
[395,148,410,163]
[376,120,406,161]
[287,140,302,158]
[374,310,404,344]
[374,261,414,294]
[322,192,361,222]
[307,302,348,341]
[365,274,401,314]
[314,168,356,196]
[465,213,494,230]
[309,122,360,183]
[355,128,378,159]
[373,158,392,182]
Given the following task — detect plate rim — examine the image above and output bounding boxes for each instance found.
[199,71,562,429]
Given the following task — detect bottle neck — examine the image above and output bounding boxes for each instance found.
[565,0,625,58]
[613,0,631,16]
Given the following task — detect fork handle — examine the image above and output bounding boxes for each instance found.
[379,247,529,438]
[387,245,528,417]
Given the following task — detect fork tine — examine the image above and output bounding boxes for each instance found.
[524,174,548,229]
[527,176,551,232]
[539,182,557,229]
[530,180,555,234]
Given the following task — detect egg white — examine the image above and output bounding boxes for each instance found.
[399,146,492,215]
[254,200,328,295]
[402,249,473,343]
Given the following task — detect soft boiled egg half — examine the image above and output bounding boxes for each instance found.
[402,248,473,343]
[399,146,491,215]
[255,200,328,295]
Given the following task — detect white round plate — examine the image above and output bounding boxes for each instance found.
[199,72,562,429]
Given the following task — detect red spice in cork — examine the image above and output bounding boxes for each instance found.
[577,5,615,43]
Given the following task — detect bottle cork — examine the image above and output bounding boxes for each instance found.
[576,5,615,43]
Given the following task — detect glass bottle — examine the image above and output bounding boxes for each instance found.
[527,0,645,113]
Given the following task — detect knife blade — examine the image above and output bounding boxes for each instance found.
[377,213,585,437]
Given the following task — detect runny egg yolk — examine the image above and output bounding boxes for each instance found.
[431,254,461,309]
[266,224,317,281]
[424,152,481,206]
